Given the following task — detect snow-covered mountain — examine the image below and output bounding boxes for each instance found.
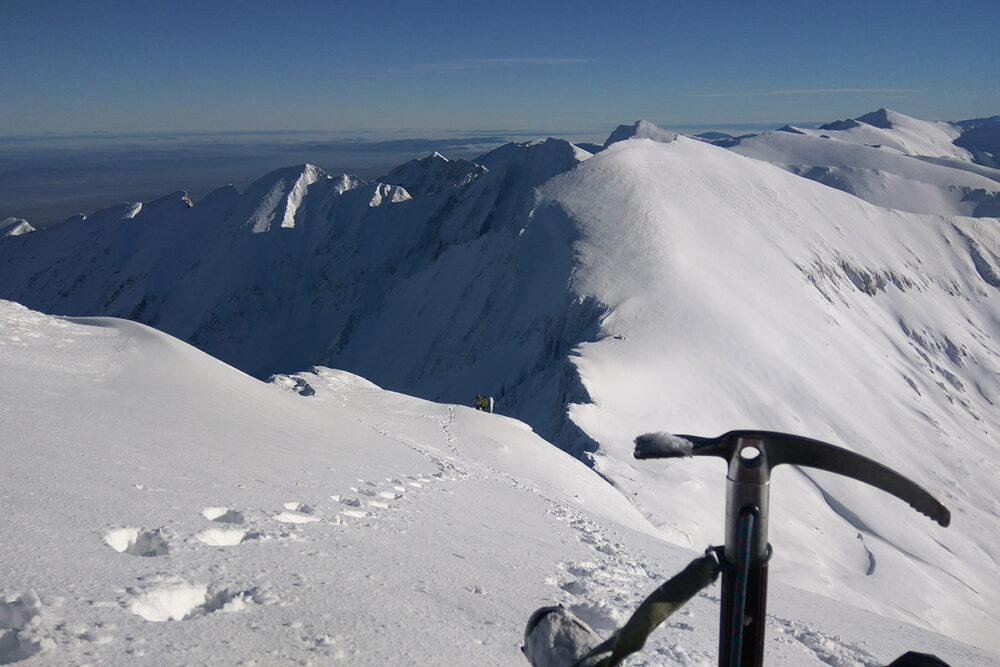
[2,112,999,656]
[0,138,601,457]
[382,151,487,195]
[5,300,996,665]
[727,108,1000,217]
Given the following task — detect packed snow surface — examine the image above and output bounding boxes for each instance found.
[1,301,995,665]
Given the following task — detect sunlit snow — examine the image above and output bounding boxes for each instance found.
[1,111,998,664]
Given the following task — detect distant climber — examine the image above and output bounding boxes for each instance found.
[473,394,489,411]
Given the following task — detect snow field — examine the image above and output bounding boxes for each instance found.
[1,302,995,664]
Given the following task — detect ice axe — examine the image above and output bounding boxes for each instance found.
[633,430,951,667]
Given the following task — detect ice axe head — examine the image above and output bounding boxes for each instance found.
[634,430,951,531]
[634,429,949,667]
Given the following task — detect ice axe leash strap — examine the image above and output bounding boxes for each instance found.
[633,430,950,667]
[569,548,723,667]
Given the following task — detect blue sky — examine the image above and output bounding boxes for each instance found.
[2,0,998,138]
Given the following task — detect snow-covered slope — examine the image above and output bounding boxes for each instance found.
[2,300,995,665]
[1,117,999,654]
[535,136,1000,651]
[825,109,969,160]
[729,109,1000,217]
[0,300,648,664]
[0,141,600,456]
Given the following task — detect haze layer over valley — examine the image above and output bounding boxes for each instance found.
[2,109,999,663]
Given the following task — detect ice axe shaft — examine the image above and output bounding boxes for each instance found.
[634,430,950,667]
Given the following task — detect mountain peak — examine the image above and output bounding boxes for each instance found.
[476,137,590,177]
[856,108,901,129]
[381,152,486,196]
[819,118,862,131]
[137,190,195,221]
[604,120,678,147]
[1,217,35,237]
[776,125,806,135]
[367,182,411,207]
[235,163,327,233]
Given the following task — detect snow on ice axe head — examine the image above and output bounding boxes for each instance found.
[633,429,950,667]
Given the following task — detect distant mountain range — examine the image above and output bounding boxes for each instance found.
[2,109,999,649]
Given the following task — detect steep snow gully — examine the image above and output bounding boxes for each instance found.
[2,111,1000,653]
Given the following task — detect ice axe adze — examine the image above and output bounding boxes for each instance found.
[633,430,951,667]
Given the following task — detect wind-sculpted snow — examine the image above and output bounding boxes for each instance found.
[1,120,999,653]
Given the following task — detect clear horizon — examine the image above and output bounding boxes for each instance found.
[4,0,999,227]
[1,106,995,229]
[2,0,998,138]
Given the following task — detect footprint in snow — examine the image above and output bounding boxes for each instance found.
[195,527,260,546]
[332,495,368,519]
[352,479,402,501]
[201,507,245,524]
[104,527,169,557]
[127,582,267,622]
[275,502,320,524]
[334,477,412,521]
[0,591,46,663]
[194,507,262,545]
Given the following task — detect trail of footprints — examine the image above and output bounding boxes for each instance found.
[4,406,466,662]
[543,505,884,666]
[0,472,444,664]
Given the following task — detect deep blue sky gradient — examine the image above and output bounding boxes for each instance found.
[2,0,998,137]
